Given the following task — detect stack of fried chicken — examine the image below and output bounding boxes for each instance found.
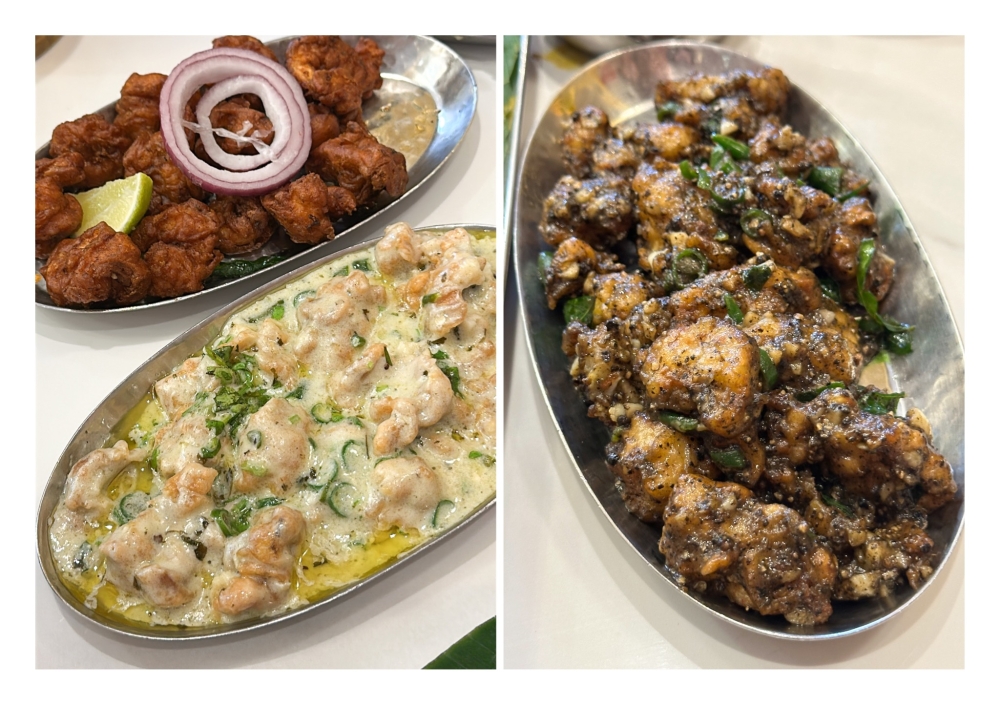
[35,35,408,308]
[540,67,957,625]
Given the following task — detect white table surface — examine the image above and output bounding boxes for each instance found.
[503,36,964,668]
[35,35,496,669]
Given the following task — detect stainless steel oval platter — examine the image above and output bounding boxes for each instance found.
[513,41,965,640]
[35,35,477,313]
[37,224,496,640]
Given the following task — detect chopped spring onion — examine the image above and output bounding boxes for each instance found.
[807,166,843,196]
[422,293,439,305]
[324,482,357,518]
[432,499,457,528]
[311,402,334,423]
[351,332,366,348]
[112,491,150,525]
[199,435,221,459]
[758,349,778,390]
[711,134,750,161]
[293,289,315,306]
[821,493,855,518]
[739,209,772,239]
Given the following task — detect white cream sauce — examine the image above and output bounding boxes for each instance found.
[49,224,496,628]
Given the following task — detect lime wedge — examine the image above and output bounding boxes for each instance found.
[71,172,153,236]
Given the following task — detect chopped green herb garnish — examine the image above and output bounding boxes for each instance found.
[352,259,371,272]
[563,295,595,326]
[422,293,439,305]
[795,381,846,402]
[859,389,906,416]
[351,332,366,348]
[724,294,743,324]
[709,446,747,469]
[758,349,778,390]
[742,264,772,291]
[807,166,843,196]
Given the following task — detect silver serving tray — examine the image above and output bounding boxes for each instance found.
[35,35,477,313]
[513,41,965,640]
[503,35,529,280]
[37,223,496,640]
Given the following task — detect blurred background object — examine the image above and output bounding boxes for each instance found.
[35,35,61,60]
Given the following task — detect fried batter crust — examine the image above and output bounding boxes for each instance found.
[41,222,151,306]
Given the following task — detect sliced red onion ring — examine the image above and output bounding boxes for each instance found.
[159,47,311,197]
[194,75,289,170]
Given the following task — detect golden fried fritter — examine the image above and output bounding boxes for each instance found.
[208,195,275,254]
[35,178,83,258]
[49,114,132,189]
[114,73,166,142]
[131,199,220,253]
[41,222,151,307]
[123,131,207,215]
[35,152,86,190]
[260,173,335,244]
[146,239,223,298]
[307,121,407,205]
[212,35,279,63]
[285,36,384,117]
[308,102,341,151]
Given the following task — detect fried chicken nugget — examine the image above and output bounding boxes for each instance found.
[208,195,276,254]
[36,178,83,258]
[36,153,87,257]
[131,199,220,253]
[146,239,223,298]
[212,35,279,63]
[41,222,152,307]
[285,36,384,117]
[36,152,86,189]
[49,114,132,189]
[260,173,335,244]
[307,121,407,205]
[124,131,207,215]
[114,73,167,142]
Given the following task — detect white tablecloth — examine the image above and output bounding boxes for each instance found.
[503,36,964,668]
[35,35,496,669]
